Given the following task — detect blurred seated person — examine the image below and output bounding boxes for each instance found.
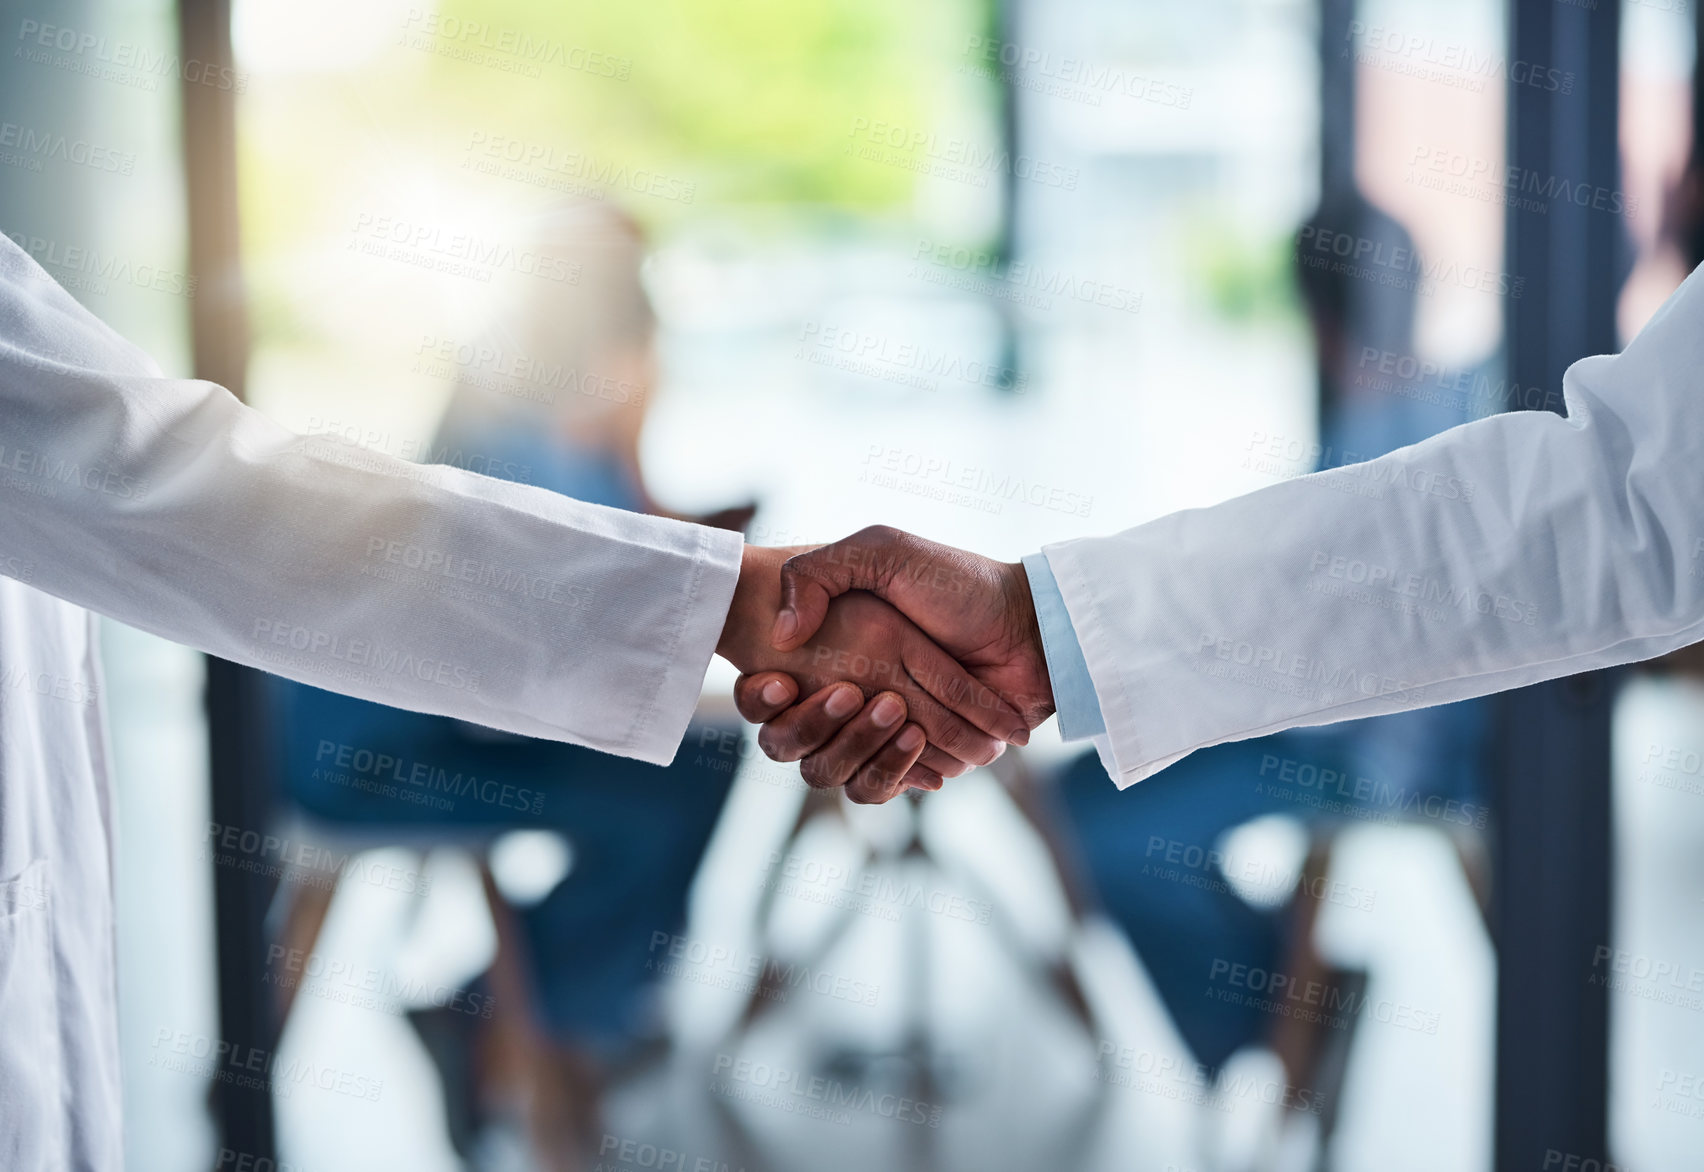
[269,200,751,1169]
[1054,194,1491,1081]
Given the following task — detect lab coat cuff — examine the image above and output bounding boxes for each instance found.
[626,525,745,765]
[1021,554,1106,741]
[1040,541,1161,789]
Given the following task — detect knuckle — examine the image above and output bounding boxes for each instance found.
[853,759,897,793]
[931,719,976,760]
[757,726,801,763]
[798,755,843,790]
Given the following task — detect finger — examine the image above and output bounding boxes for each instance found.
[773,525,901,650]
[901,633,1031,747]
[797,692,911,791]
[901,762,945,793]
[754,683,865,763]
[732,672,799,724]
[899,684,1004,769]
[841,723,927,804]
[918,743,972,780]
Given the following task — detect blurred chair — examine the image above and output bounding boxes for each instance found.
[702,755,1114,1172]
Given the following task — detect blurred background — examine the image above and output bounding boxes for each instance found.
[2,0,1702,1168]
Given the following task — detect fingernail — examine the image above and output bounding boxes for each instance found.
[1010,726,1030,747]
[771,610,797,647]
[825,687,860,719]
[871,696,903,728]
[896,726,924,753]
[761,680,790,705]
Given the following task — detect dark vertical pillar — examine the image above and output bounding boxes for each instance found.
[176,1,276,1165]
[1494,1,1622,1168]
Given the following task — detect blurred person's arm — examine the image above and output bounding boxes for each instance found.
[760,263,1704,788]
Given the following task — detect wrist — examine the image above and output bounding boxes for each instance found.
[1004,561,1051,705]
[717,544,790,668]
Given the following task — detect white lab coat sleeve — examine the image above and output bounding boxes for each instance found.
[1043,261,1704,788]
[0,237,741,766]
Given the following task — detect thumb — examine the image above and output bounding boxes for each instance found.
[773,525,905,650]
[772,552,842,650]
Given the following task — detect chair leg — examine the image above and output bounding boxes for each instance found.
[271,875,339,1029]
[476,863,600,1172]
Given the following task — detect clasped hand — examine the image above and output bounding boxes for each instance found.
[716,527,1056,804]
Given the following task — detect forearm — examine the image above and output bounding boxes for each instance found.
[0,241,743,763]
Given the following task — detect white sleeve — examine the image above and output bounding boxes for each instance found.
[1044,261,1704,788]
[0,237,741,766]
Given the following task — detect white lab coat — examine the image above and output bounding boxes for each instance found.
[0,236,741,1167]
[1045,262,1704,788]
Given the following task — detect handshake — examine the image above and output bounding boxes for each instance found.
[715,526,1057,804]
